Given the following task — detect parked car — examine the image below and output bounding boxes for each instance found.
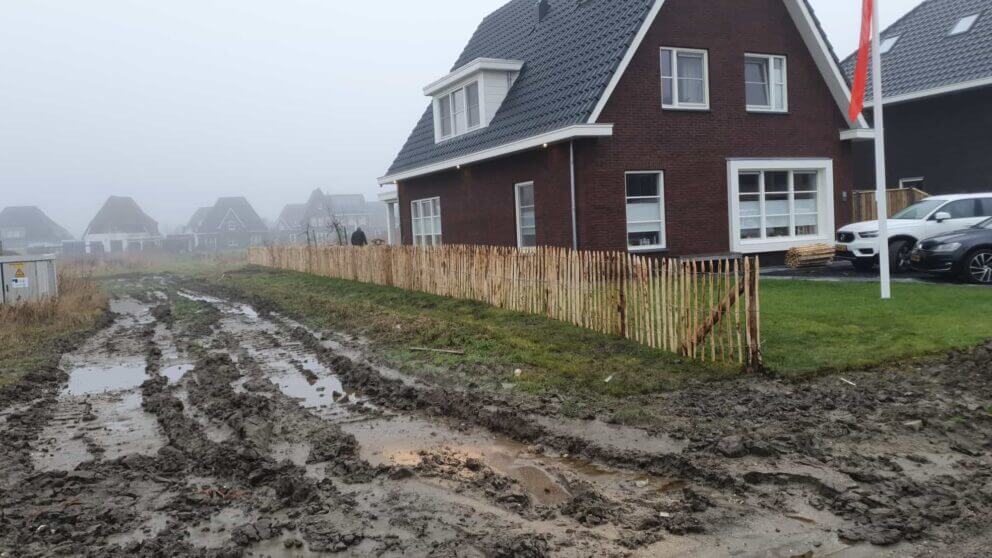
[909,218,992,284]
[836,193,992,272]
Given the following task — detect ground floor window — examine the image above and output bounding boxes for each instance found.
[625,172,666,251]
[412,197,442,246]
[728,159,834,253]
[515,182,536,248]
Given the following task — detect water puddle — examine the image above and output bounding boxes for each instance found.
[533,415,690,455]
[162,363,195,384]
[63,358,149,396]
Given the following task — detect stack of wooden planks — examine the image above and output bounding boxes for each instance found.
[785,243,836,269]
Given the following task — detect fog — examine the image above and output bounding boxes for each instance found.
[0,0,923,236]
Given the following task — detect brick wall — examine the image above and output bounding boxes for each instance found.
[399,0,855,255]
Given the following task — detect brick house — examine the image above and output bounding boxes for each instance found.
[83,196,163,254]
[842,0,992,195]
[378,0,871,258]
[187,197,269,251]
[0,206,73,255]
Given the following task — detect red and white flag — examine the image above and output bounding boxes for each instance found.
[849,0,874,121]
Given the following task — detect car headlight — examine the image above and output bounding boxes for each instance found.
[932,242,961,253]
[859,231,880,239]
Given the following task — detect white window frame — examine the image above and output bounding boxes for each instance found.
[625,171,667,252]
[514,181,536,249]
[744,53,788,113]
[433,80,482,142]
[660,47,710,111]
[727,159,835,254]
[899,177,925,190]
[411,197,442,246]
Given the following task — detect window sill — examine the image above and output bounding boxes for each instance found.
[746,108,789,115]
[628,246,669,254]
[662,105,710,112]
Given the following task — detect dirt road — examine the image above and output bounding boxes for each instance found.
[1,277,990,556]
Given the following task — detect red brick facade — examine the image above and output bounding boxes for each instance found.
[398,0,855,256]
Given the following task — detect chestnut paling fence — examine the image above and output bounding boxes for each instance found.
[249,245,762,370]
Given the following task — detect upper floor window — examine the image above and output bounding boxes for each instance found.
[745,54,787,113]
[436,82,481,141]
[227,220,238,231]
[949,13,981,36]
[412,197,442,246]
[660,47,709,111]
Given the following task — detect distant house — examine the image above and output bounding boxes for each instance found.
[0,206,73,255]
[83,196,162,254]
[276,189,387,245]
[378,0,870,257]
[187,197,269,251]
[843,0,992,195]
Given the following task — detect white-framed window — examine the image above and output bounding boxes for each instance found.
[435,81,481,141]
[899,177,925,190]
[727,159,835,253]
[625,172,666,251]
[1,228,26,239]
[745,54,787,112]
[660,47,709,111]
[514,182,536,248]
[949,13,981,36]
[227,220,237,231]
[879,35,900,54]
[288,233,298,243]
[411,197,442,246]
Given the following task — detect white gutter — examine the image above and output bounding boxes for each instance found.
[865,76,992,108]
[377,124,614,185]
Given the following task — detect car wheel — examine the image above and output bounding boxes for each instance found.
[852,259,875,272]
[889,240,913,274]
[964,249,992,284]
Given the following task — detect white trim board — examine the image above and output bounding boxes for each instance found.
[423,58,525,97]
[377,124,614,185]
[865,76,992,108]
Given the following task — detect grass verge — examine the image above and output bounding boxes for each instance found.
[0,273,110,387]
[761,279,992,374]
[191,267,737,398]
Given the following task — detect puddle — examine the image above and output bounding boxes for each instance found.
[533,415,690,455]
[187,507,256,549]
[179,291,258,320]
[162,363,194,384]
[63,359,149,396]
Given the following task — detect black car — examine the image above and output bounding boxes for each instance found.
[910,218,992,284]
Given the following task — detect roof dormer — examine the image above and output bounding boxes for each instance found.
[424,58,524,143]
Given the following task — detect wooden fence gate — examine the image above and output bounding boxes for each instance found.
[852,188,929,222]
[249,245,762,371]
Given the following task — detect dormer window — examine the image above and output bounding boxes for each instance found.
[425,58,524,143]
[437,82,481,140]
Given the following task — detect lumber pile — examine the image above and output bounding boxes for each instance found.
[785,244,836,269]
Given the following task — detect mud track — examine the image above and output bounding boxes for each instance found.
[1,276,990,557]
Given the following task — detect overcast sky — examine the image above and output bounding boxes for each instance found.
[0,0,924,236]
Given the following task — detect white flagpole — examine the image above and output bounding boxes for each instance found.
[871,0,892,300]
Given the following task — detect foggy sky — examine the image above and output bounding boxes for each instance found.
[0,0,923,236]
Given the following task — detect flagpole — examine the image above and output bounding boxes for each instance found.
[871,0,892,300]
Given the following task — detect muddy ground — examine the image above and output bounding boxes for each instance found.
[1,276,990,557]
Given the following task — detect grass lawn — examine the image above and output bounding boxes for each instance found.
[761,279,992,374]
[188,266,991,398]
[0,274,109,388]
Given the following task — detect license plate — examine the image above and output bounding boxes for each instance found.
[911,254,922,263]
[836,244,848,252]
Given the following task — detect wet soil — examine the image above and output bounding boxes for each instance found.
[1,276,990,557]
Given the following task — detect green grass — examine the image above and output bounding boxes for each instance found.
[761,280,992,374]
[186,266,991,399]
[192,267,736,398]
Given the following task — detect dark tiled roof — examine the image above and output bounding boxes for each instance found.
[385,0,656,177]
[195,197,268,234]
[0,206,73,242]
[84,197,160,237]
[187,207,211,231]
[276,204,308,230]
[842,0,992,99]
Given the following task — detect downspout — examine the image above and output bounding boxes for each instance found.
[569,140,578,250]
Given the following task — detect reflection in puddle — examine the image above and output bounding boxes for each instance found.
[162,363,194,384]
[63,359,148,396]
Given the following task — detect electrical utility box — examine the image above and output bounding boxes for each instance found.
[0,255,59,305]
